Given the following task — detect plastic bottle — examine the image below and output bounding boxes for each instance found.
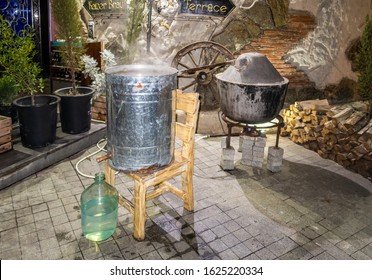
[81,172,118,242]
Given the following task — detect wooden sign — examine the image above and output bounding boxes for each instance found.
[180,0,235,17]
[83,0,127,18]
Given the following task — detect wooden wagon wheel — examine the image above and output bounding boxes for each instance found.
[171,41,235,110]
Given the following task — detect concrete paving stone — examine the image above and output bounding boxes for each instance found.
[311,251,336,260]
[28,197,44,206]
[67,211,80,223]
[59,240,80,257]
[81,246,104,260]
[361,243,372,258]
[99,240,121,256]
[156,244,178,259]
[351,250,372,260]
[47,199,63,209]
[289,232,310,246]
[39,237,59,252]
[36,228,56,241]
[232,228,252,242]
[15,207,32,218]
[243,237,264,253]
[300,227,320,240]
[181,249,201,260]
[223,220,241,233]
[266,237,299,257]
[312,236,352,259]
[209,238,229,253]
[42,193,59,202]
[199,229,217,243]
[218,248,239,259]
[336,238,366,255]
[173,240,192,253]
[33,210,50,222]
[211,224,230,238]
[1,247,22,260]
[0,203,13,213]
[320,231,343,245]
[64,203,80,214]
[141,249,163,260]
[254,247,277,260]
[49,206,66,217]
[0,218,16,232]
[61,196,78,206]
[103,250,125,260]
[52,213,69,226]
[0,210,15,223]
[309,223,328,235]
[277,246,312,260]
[220,233,241,248]
[19,232,38,246]
[202,217,221,229]
[57,190,73,199]
[21,249,43,260]
[230,242,252,259]
[302,241,325,257]
[35,217,53,230]
[319,218,339,231]
[18,222,36,236]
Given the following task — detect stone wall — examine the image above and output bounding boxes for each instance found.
[76,0,372,90]
[287,0,372,89]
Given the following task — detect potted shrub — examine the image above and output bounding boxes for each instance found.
[0,76,19,123]
[0,14,60,148]
[51,0,94,134]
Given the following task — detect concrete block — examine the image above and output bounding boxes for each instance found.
[252,160,264,168]
[241,158,252,166]
[267,146,284,173]
[238,136,243,152]
[221,137,227,148]
[268,146,284,157]
[221,146,235,158]
[220,159,235,170]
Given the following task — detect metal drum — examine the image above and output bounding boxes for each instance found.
[216,53,289,124]
[105,64,178,172]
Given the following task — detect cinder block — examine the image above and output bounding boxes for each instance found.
[268,146,284,157]
[241,158,252,166]
[220,159,235,170]
[221,146,235,158]
[221,137,227,148]
[267,146,284,173]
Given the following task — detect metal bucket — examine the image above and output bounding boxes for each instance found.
[105,64,178,172]
[216,53,289,123]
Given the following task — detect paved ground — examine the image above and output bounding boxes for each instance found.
[0,133,371,260]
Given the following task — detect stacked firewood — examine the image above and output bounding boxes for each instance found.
[281,99,371,178]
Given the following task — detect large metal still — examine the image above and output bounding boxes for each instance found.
[216,53,289,124]
[105,64,177,172]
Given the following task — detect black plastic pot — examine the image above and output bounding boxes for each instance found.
[54,87,94,134]
[13,95,60,148]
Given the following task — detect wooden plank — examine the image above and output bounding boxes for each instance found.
[0,126,11,138]
[0,134,11,145]
[0,116,11,128]
[0,142,12,154]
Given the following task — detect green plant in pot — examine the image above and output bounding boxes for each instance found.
[0,14,60,148]
[51,0,94,134]
[0,76,19,123]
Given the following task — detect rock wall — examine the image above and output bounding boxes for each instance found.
[287,0,372,89]
[76,0,372,90]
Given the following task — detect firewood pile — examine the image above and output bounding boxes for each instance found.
[280,99,371,178]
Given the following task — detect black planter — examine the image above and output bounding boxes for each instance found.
[54,87,94,134]
[13,95,60,148]
[0,103,18,124]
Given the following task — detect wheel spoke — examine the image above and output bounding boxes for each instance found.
[187,51,198,67]
[209,51,220,65]
[180,80,197,91]
[178,61,191,69]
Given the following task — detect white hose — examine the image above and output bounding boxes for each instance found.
[75,138,107,178]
